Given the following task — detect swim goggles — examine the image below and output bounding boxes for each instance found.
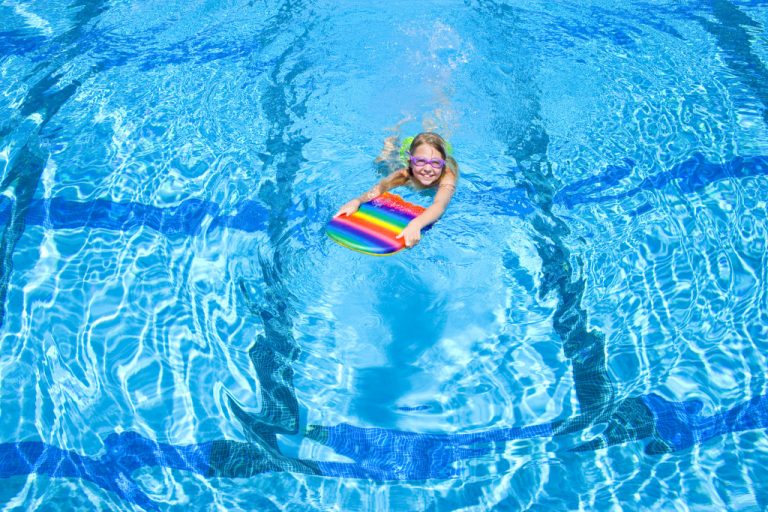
[408,155,446,169]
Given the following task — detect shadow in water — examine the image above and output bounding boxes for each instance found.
[351,263,447,428]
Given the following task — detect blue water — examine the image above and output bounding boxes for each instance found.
[1,0,768,510]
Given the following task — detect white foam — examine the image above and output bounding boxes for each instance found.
[10,2,53,36]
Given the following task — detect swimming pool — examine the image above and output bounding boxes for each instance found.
[1,0,767,509]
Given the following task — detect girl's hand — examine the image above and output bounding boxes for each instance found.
[396,222,422,248]
[336,199,361,217]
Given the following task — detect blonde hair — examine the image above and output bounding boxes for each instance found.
[406,132,459,189]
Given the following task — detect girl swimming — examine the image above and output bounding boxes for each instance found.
[336,132,458,248]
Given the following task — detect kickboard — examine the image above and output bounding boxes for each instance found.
[326,193,426,256]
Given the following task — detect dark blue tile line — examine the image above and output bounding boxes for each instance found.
[699,0,768,125]
[0,187,532,238]
[0,196,271,235]
[226,3,319,445]
[1,393,766,509]
[0,30,50,57]
[483,51,617,421]
[553,153,768,210]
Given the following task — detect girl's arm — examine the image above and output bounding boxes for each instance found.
[336,169,409,216]
[397,179,456,248]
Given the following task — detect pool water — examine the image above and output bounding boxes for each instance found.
[1,0,768,510]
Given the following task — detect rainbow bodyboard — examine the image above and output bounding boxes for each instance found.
[326,193,426,256]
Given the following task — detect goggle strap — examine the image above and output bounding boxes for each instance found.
[399,136,453,162]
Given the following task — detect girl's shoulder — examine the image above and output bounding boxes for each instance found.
[439,168,458,187]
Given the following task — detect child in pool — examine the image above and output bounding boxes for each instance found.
[336,132,458,248]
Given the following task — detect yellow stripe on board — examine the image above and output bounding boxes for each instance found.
[354,211,403,234]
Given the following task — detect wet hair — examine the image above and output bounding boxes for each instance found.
[406,132,459,188]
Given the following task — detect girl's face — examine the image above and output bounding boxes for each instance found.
[409,144,445,187]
